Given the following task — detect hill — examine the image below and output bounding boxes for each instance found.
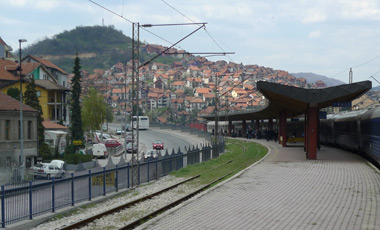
[21,25,179,73]
[290,72,345,87]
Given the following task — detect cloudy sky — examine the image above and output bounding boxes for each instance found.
[1,0,380,86]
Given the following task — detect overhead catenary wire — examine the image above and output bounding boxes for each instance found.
[329,54,380,78]
[160,0,234,61]
[89,0,188,51]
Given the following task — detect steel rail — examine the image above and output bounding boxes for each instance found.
[59,175,199,230]
[59,148,245,230]
[119,168,239,230]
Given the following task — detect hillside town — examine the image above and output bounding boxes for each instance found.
[0,36,379,185]
[73,43,328,124]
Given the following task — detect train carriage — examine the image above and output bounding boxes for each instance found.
[360,106,380,164]
[332,110,365,153]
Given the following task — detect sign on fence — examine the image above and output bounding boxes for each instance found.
[92,172,115,186]
[73,140,82,145]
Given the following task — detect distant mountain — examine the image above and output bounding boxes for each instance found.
[20,25,133,72]
[290,72,345,87]
[20,25,179,73]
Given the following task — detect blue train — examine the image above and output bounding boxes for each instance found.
[320,106,380,167]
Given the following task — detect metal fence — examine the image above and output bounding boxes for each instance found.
[0,137,224,228]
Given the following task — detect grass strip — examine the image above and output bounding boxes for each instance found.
[170,139,268,185]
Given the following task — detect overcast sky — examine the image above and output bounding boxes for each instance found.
[1,0,380,86]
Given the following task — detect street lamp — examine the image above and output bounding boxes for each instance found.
[19,38,27,181]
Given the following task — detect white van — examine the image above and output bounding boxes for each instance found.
[50,160,65,169]
[92,143,108,159]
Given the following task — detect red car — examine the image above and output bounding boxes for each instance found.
[105,139,121,148]
[152,140,164,150]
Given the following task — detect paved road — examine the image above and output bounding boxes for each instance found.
[138,138,380,230]
[97,127,203,166]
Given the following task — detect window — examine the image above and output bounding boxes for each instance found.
[28,121,32,139]
[6,157,11,168]
[36,91,41,97]
[5,120,10,140]
[43,74,48,80]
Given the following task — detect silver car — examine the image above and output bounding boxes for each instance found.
[144,149,159,160]
[34,164,65,179]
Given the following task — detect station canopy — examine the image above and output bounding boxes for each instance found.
[202,80,372,121]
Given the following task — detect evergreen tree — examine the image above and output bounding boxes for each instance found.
[70,55,84,150]
[24,78,50,158]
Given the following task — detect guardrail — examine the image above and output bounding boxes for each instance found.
[0,139,224,228]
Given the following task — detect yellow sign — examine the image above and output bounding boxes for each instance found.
[73,140,82,145]
[92,172,115,186]
[287,137,304,143]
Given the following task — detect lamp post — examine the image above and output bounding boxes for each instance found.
[19,38,27,181]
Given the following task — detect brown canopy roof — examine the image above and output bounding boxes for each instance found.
[203,80,372,121]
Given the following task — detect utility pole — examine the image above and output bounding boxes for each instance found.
[214,74,219,154]
[19,39,27,181]
[131,22,140,188]
[106,79,109,133]
[124,62,127,155]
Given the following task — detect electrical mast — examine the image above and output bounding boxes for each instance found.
[131,22,140,188]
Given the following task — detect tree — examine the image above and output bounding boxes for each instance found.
[70,55,84,150]
[82,88,106,133]
[24,78,50,157]
[105,104,115,124]
[7,87,20,101]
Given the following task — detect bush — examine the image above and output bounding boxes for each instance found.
[39,143,53,160]
[63,154,93,165]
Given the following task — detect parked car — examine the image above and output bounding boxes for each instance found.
[93,143,108,158]
[34,164,65,179]
[126,142,138,153]
[124,124,131,131]
[152,140,164,150]
[116,129,124,135]
[105,139,121,148]
[30,162,48,176]
[144,149,159,160]
[126,132,133,142]
[95,132,111,140]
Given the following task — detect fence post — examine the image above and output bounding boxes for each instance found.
[170,155,173,172]
[52,177,55,213]
[1,186,5,228]
[115,165,119,192]
[71,173,74,206]
[127,163,130,188]
[88,170,92,201]
[139,163,141,185]
[147,162,150,183]
[29,181,33,220]
[103,167,106,196]
[155,160,158,180]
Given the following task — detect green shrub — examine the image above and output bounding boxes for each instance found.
[63,154,93,164]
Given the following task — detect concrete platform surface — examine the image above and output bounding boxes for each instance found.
[138,138,380,230]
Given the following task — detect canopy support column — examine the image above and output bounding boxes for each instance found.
[306,106,319,159]
[228,120,232,136]
[279,110,287,147]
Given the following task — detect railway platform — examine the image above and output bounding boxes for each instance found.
[138,138,380,230]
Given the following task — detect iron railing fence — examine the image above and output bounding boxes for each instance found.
[0,140,224,228]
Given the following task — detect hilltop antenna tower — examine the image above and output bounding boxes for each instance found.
[349,68,353,84]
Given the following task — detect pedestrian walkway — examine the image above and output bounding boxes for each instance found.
[138,138,380,230]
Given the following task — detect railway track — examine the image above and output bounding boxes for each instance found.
[55,141,252,230]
